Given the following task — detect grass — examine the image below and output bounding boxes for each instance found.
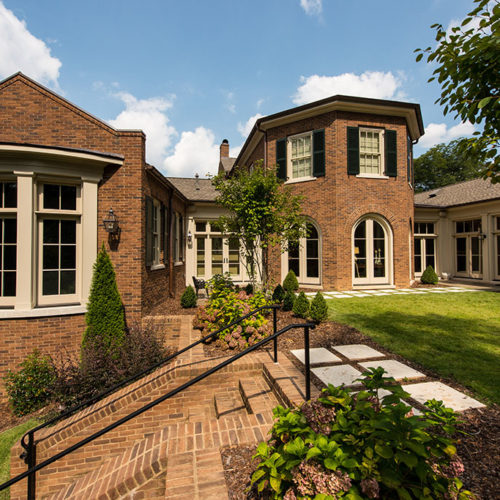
[327,291,500,404]
[0,419,40,500]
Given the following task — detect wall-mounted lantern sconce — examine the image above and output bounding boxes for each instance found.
[478,232,487,240]
[103,208,119,234]
[187,230,193,245]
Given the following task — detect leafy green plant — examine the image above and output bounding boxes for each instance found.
[206,272,234,300]
[293,291,310,319]
[245,283,254,295]
[180,285,197,308]
[193,288,271,350]
[283,270,299,293]
[3,351,56,416]
[310,292,328,323]
[82,244,125,355]
[283,291,296,312]
[272,284,286,304]
[420,265,439,285]
[251,368,471,499]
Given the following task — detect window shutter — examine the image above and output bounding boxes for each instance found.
[162,204,169,264]
[407,134,412,184]
[145,196,153,266]
[347,127,360,175]
[276,138,287,181]
[385,129,397,177]
[312,129,325,177]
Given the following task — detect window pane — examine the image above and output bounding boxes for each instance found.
[61,246,76,269]
[3,182,17,208]
[43,220,59,243]
[60,271,76,294]
[3,218,16,243]
[456,238,466,272]
[60,185,77,210]
[228,238,240,276]
[355,258,366,278]
[289,242,299,259]
[307,224,318,239]
[61,220,76,244]
[373,221,384,239]
[427,223,434,234]
[306,239,318,258]
[306,258,319,278]
[43,246,59,270]
[289,258,300,277]
[425,238,435,257]
[196,237,205,276]
[355,221,366,239]
[3,245,16,270]
[497,217,500,231]
[44,184,60,209]
[373,238,385,278]
[43,271,59,295]
[196,221,206,232]
[456,221,463,233]
[3,271,16,296]
[211,237,223,275]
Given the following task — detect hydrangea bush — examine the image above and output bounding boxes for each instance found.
[193,287,272,349]
[251,368,471,499]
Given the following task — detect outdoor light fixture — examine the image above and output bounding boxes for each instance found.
[187,230,193,245]
[103,208,119,234]
[478,232,487,240]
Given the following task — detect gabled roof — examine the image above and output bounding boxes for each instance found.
[414,178,500,208]
[165,177,218,202]
[219,157,236,175]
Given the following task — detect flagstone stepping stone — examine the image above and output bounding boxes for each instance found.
[291,348,341,364]
[402,382,485,412]
[359,360,425,380]
[312,365,362,387]
[332,344,385,360]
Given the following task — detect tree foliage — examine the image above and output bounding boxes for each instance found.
[414,139,483,192]
[212,161,306,286]
[415,0,500,182]
[82,244,125,354]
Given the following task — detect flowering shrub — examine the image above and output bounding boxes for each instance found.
[193,288,272,349]
[251,368,472,499]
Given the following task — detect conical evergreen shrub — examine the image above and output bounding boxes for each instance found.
[283,270,299,293]
[282,291,295,311]
[420,265,439,285]
[180,285,197,308]
[310,292,328,323]
[293,291,310,319]
[82,244,125,354]
[272,284,286,304]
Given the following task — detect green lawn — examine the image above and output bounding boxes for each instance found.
[328,291,500,405]
[0,419,40,500]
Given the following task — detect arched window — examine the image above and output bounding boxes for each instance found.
[284,221,321,285]
[353,216,392,285]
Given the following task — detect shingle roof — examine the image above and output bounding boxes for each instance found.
[219,157,236,174]
[414,178,500,208]
[165,177,218,202]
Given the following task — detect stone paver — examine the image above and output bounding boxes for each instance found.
[291,347,341,364]
[312,365,362,387]
[359,359,425,380]
[305,286,480,298]
[403,382,485,412]
[332,344,385,360]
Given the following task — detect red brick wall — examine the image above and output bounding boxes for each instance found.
[260,110,413,290]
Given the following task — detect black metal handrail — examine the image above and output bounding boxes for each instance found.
[0,318,315,499]
[19,304,281,458]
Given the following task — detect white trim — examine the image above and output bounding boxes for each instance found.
[150,263,165,271]
[356,174,390,180]
[287,131,313,182]
[284,176,317,185]
[0,304,86,319]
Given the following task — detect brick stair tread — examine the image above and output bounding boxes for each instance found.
[239,377,279,416]
[213,388,247,418]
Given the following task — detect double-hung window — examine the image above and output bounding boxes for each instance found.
[152,200,161,267]
[359,129,383,175]
[0,181,17,305]
[38,183,80,306]
[289,132,312,180]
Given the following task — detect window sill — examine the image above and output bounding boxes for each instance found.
[356,174,390,180]
[174,261,184,267]
[0,304,86,320]
[284,176,317,185]
[150,263,165,271]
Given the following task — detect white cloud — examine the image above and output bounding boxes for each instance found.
[256,98,265,110]
[419,122,476,149]
[109,92,177,167]
[237,113,264,138]
[230,144,243,158]
[0,2,61,87]
[225,91,236,114]
[293,71,405,105]
[300,0,322,16]
[163,127,220,177]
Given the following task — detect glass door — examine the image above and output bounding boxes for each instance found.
[455,219,483,278]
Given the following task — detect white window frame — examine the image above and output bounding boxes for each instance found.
[150,200,164,269]
[494,215,500,280]
[357,128,386,178]
[453,218,483,278]
[0,179,17,306]
[287,131,314,182]
[173,212,184,264]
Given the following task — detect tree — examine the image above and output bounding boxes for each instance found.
[415,0,499,182]
[82,244,125,353]
[414,139,483,192]
[211,161,306,287]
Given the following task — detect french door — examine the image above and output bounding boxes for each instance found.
[414,237,436,275]
[456,235,482,278]
[353,218,390,285]
[195,235,241,279]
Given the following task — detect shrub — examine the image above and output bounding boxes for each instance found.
[293,291,310,318]
[251,368,472,499]
[245,283,254,295]
[194,288,271,350]
[283,270,299,293]
[180,285,197,308]
[272,284,286,304]
[421,265,439,285]
[282,291,296,312]
[310,292,328,323]
[3,351,56,416]
[82,245,125,355]
[207,272,234,299]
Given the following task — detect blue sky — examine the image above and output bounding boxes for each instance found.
[0,0,478,177]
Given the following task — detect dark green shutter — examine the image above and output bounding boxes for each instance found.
[162,204,169,264]
[145,196,153,266]
[385,129,397,177]
[312,129,325,177]
[347,126,360,175]
[407,134,412,183]
[276,138,287,181]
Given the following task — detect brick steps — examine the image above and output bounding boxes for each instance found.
[213,388,247,418]
[239,377,280,416]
